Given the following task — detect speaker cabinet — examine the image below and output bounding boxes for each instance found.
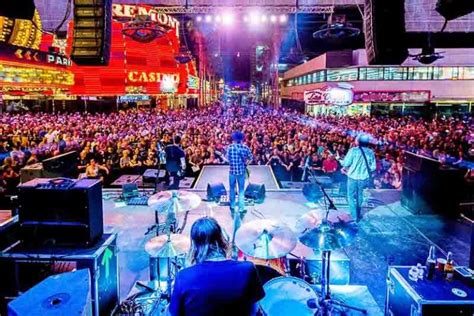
[71,0,112,65]
[0,1,35,20]
[364,0,408,65]
[207,182,227,201]
[18,178,103,247]
[244,183,266,203]
[401,152,465,217]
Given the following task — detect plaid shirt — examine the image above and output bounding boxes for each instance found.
[226,143,253,175]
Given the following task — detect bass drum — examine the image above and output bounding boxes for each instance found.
[260,276,319,316]
[238,250,286,284]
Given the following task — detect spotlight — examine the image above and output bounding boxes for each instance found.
[222,13,234,25]
[270,15,277,23]
[196,15,202,22]
[205,15,212,23]
[243,15,249,23]
[215,15,222,23]
[249,12,260,24]
[279,14,288,24]
[261,15,268,23]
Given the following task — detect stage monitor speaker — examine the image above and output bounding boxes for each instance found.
[71,0,112,65]
[436,0,474,20]
[364,0,408,65]
[42,151,78,178]
[207,183,227,201]
[18,178,103,247]
[0,1,35,20]
[245,183,266,203]
[7,269,92,316]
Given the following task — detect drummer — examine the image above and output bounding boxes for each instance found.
[168,217,265,316]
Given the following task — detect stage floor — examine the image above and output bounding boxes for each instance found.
[102,188,471,314]
[194,165,280,190]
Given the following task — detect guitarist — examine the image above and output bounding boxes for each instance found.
[339,134,376,222]
[164,135,186,190]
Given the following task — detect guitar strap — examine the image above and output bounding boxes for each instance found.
[359,147,373,185]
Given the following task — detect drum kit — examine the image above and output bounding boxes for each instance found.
[235,210,365,316]
[135,186,364,316]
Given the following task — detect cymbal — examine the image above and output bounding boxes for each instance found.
[235,219,297,260]
[295,209,353,235]
[298,211,358,251]
[148,190,201,214]
[145,234,191,258]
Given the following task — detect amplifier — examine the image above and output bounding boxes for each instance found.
[386,266,474,316]
[18,178,103,247]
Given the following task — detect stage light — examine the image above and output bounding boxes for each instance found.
[261,15,268,23]
[270,15,277,23]
[215,15,222,23]
[243,15,249,23]
[196,15,202,22]
[249,12,260,24]
[222,13,234,25]
[279,14,288,24]
[205,15,212,23]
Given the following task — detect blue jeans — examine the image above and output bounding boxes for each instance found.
[347,177,368,221]
[229,173,246,212]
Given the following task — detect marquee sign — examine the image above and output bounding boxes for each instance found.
[0,43,72,68]
[304,86,354,106]
[112,4,179,35]
[127,71,179,84]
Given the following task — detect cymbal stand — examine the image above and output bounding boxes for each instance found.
[231,210,242,259]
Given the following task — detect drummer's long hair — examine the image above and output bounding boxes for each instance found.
[190,217,229,264]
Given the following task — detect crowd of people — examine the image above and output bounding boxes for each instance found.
[1,103,473,195]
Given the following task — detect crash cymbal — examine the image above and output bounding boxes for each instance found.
[148,190,201,214]
[235,219,297,260]
[145,234,191,258]
[295,209,353,235]
[298,218,358,251]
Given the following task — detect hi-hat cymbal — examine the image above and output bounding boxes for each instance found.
[298,210,358,251]
[295,209,353,235]
[148,190,201,214]
[145,234,191,258]
[235,219,297,259]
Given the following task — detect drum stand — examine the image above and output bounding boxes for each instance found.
[318,249,367,315]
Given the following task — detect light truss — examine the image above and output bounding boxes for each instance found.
[149,5,335,14]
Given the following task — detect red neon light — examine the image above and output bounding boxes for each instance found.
[66,20,198,96]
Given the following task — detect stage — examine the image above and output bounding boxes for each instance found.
[101,166,471,314]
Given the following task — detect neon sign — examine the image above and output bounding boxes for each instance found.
[304,85,354,106]
[187,75,199,89]
[127,71,179,84]
[112,4,179,34]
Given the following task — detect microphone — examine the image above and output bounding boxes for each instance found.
[307,298,318,309]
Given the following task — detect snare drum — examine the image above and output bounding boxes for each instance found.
[260,276,319,316]
[238,250,286,284]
